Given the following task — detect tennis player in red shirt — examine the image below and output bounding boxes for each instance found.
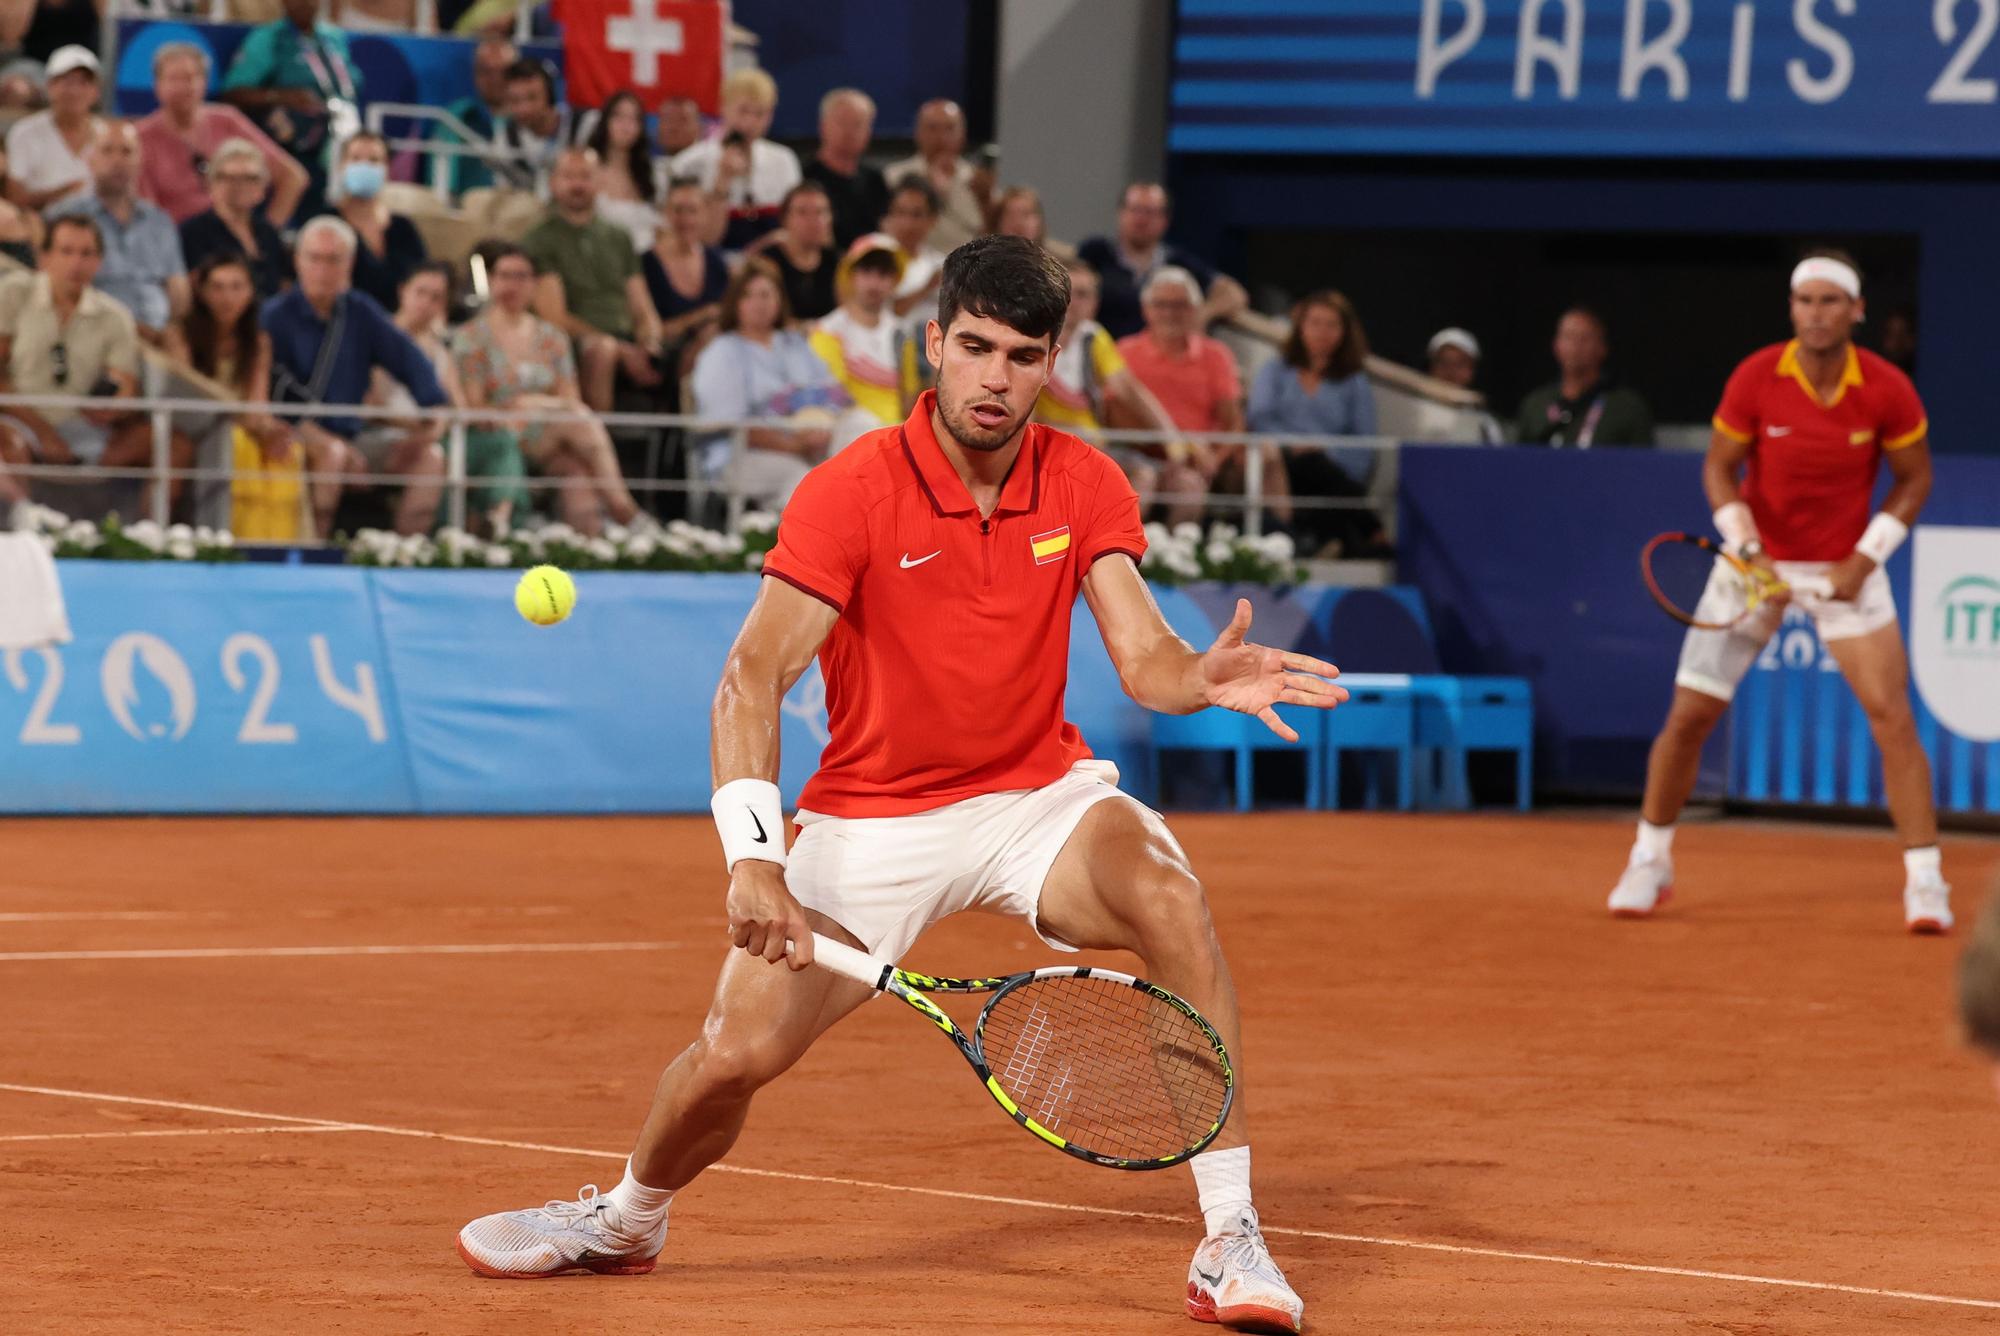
[459,236,1347,1333]
[1608,250,1950,933]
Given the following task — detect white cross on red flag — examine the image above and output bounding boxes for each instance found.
[557,0,727,115]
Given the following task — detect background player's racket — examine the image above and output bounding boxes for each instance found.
[798,933,1234,1170]
[1641,531,1792,630]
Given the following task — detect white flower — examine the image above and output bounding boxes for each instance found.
[602,523,630,546]
[124,520,165,552]
[166,535,197,560]
[60,519,98,545]
[1204,540,1235,565]
[1210,522,1240,544]
[739,510,779,534]
[514,531,545,557]
[1259,532,1296,562]
[1172,522,1202,544]
[539,523,578,545]
[483,545,511,567]
[624,534,658,561]
[586,537,617,562]
[1143,521,1169,548]
[666,519,699,538]
[20,502,67,534]
[663,533,699,557]
[1168,553,1201,579]
[214,529,235,549]
[193,525,216,547]
[745,551,764,570]
[167,523,194,544]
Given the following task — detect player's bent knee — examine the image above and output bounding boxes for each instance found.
[684,1032,795,1102]
[1132,870,1215,952]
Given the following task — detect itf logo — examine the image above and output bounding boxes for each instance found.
[1911,526,2000,742]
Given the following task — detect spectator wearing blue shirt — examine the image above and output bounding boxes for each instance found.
[46,121,188,344]
[1247,289,1390,559]
[220,0,364,216]
[1076,182,1247,340]
[263,216,447,536]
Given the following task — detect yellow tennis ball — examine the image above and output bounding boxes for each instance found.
[515,565,576,627]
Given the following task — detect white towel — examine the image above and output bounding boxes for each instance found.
[0,531,72,650]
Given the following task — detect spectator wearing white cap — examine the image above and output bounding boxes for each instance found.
[5,45,101,212]
[1427,326,1504,443]
[1427,327,1481,388]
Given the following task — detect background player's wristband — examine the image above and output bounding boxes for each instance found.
[1854,513,1909,567]
[1713,501,1759,554]
[711,778,787,871]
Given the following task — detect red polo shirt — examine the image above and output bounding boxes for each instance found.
[1712,340,1927,561]
[762,392,1147,817]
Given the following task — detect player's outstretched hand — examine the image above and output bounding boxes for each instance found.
[726,862,815,970]
[1199,597,1349,742]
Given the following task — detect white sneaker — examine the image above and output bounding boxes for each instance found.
[1608,856,1674,919]
[456,1183,667,1279]
[1186,1208,1303,1333]
[1904,878,1954,935]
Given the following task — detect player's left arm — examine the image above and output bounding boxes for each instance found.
[1082,554,1347,741]
[1826,433,1932,602]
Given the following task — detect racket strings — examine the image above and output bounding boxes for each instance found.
[979,975,1228,1161]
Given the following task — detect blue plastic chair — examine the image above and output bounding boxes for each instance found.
[1322,673,1416,811]
[1152,707,1327,812]
[1410,676,1534,811]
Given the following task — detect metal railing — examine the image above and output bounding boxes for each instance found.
[0,393,1405,542]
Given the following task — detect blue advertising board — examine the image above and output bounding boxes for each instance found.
[1173,0,2000,159]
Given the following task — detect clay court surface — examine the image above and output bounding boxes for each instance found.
[3,811,1997,1334]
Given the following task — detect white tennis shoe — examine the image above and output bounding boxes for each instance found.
[1186,1208,1303,1333]
[456,1183,667,1279]
[1608,856,1673,919]
[1904,878,1954,935]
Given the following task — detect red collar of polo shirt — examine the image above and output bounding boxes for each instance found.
[899,390,1041,517]
[1774,339,1863,408]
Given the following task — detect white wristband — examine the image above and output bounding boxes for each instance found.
[1713,501,1759,553]
[1854,512,1909,566]
[711,778,786,871]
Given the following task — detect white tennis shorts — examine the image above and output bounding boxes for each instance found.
[1675,558,1897,703]
[787,759,1132,965]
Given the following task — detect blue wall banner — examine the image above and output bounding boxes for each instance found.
[1173,0,2000,159]
[0,564,413,813]
[0,569,1447,816]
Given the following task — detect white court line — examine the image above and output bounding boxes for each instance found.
[2,1083,1995,1313]
[0,910,220,923]
[0,941,687,962]
[0,1124,352,1144]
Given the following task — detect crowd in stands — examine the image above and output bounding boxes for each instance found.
[0,11,1671,559]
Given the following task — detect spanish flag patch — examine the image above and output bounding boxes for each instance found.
[1030,526,1071,565]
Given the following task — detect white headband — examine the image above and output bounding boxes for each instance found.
[1791,257,1861,299]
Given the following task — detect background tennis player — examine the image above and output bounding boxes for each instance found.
[457,235,1347,1335]
[1607,249,1951,933]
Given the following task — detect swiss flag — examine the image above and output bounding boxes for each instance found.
[558,0,728,115]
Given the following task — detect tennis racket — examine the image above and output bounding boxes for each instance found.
[797,933,1234,1170]
[1641,531,1792,630]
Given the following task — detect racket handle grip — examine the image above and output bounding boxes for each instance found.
[789,933,894,990]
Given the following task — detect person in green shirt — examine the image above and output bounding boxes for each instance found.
[1514,306,1654,447]
[523,147,665,413]
[219,0,363,214]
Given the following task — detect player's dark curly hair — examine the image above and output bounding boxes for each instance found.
[935,234,1070,345]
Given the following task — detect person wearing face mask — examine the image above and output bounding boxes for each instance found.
[320,130,428,312]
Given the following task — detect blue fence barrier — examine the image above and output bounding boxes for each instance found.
[2,567,1444,815]
[1398,445,2000,812]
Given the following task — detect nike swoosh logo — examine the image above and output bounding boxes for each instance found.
[1767,426,1793,436]
[1194,1266,1225,1289]
[747,809,769,844]
[899,551,940,569]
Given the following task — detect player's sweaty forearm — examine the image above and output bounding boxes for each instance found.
[709,658,787,786]
[1116,635,1209,716]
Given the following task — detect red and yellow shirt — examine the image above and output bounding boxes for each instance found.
[1712,340,1926,561]
[762,392,1147,817]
